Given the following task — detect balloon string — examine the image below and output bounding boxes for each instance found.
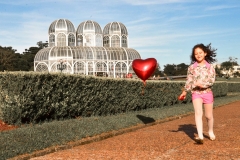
[141,81,146,95]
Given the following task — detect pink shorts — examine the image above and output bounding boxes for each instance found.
[192,91,214,104]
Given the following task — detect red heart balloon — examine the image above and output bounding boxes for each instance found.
[132,58,157,82]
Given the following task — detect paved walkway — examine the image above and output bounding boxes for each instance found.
[28,101,240,159]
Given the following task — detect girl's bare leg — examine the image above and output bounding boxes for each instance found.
[204,103,215,139]
[193,98,204,139]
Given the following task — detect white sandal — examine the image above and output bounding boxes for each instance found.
[210,136,216,141]
[194,137,204,144]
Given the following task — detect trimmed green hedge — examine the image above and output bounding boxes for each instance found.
[227,82,240,92]
[0,72,228,125]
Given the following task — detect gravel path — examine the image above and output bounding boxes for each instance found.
[30,101,240,160]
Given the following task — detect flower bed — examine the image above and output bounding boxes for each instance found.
[0,120,17,131]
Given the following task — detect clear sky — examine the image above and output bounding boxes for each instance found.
[0,0,239,69]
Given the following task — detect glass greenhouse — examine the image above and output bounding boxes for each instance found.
[34,19,141,78]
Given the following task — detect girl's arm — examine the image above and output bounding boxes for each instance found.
[180,65,193,97]
[184,65,194,92]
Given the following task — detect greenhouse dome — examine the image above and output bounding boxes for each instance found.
[34,19,141,78]
[103,22,128,48]
[48,19,76,47]
[76,20,103,47]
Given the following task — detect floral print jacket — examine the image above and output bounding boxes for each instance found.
[184,61,216,94]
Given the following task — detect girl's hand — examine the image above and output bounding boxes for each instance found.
[178,91,187,100]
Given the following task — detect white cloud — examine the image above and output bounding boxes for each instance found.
[127,17,154,25]
[122,0,193,5]
[206,5,240,11]
[0,0,239,67]
[0,0,85,5]
[0,19,48,53]
[128,25,240,50]
[166,14,215,22]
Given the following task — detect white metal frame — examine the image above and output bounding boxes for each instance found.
[35,19,139,78]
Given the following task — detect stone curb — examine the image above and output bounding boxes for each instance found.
[9,100,240,160]
[9,111,195,160]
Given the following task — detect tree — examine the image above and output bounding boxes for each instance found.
[163,64,175,76]
[220,57,238,78]
[229,57,238,70]
[151,63,163,77]
[163,63,188,76]
[0,40,47,72]
[21,46,43,71]
[221,57,238,70]
[221,61,233,70]
[37,41,48,49]
[174,63,188,75]
[0,46,19,71]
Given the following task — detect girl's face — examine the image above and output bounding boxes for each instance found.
[194,47,207,63]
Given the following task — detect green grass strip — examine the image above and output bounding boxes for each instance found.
[1,93,240,160]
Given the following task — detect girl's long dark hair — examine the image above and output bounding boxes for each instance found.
[190,43,217,64]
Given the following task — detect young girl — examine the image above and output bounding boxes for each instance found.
[179,43,217,144]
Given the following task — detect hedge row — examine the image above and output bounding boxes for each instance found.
[227,82,240,92]
[0,72,229,125]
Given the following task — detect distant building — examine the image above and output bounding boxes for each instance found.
[34,19,141,78]
[220,65,240,77]
[233,65,240,73]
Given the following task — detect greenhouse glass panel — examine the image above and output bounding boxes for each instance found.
[95,62,107,72]
[115,62,121,78]
[122,63,127,72]
[120,48,127,60]
[103,24,110,35]
[77,35,83,46]
[74,61,85,74]
[96,35,102,47]
[66,21,75,32]
[94,47,103,60]
[57,33,66,46]
[108,62,115,77]
[54,62,71,73]
[85,34,93,46]
[91,47,98,60]
[122,35,127,47]
[94,22,102,34]
[43,49,50,61]
[85,21,94,30]
[49,34,55,47]
[111,35,120,47]
[103,36,110,47]
[111,48,120,60]
[56,19,66,29]
[76,22,84,34]
[68,34,75,46]
[120,23,128,35]
[79,47,85,59]
[85,47,93,59]
[48,20,57,34]
[115,62,127,78]
[88,62,94,75]
[71,47,77,59]
[104,48,111,60]
[110,22,120,35]
[36,63,48,72]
